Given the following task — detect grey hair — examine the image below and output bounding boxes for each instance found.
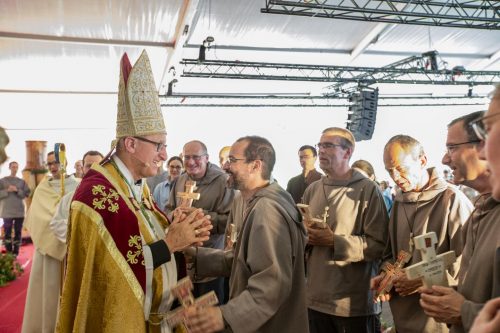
[384,135,425,160]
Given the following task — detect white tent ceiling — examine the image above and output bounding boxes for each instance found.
[1,0,499,95]
[0,0,499,182]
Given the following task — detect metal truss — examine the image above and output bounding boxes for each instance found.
[160,93,488,107]
[180,58,500,89]
[324,50,447,95]
[261,0,500,30]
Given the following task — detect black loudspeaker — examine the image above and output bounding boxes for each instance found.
[346,88,378,141]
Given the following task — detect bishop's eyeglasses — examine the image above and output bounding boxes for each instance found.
[134,137,167,152]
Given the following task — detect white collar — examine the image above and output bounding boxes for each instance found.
[112,155,143,200]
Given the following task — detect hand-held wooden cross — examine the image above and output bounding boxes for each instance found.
[375,250,411,298]
[225,223,238,250]
[177,180,201,208]
[165,276,219,328]
[297,203,328,229]
[405,232,456,288]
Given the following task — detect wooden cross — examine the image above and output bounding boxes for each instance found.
[177,180,200,208]
[224,223,237,250]
[228,223,237,243]
[405,232,456,288]
[165,277,219,328]
[297,204,328,229]
[321,206,329,224]
[375,250,411,299]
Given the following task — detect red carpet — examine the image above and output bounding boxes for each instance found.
[0,244,34,333]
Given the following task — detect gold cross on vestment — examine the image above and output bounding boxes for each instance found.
[177,180,201,208]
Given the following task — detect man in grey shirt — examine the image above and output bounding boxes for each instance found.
[0,161,30,256]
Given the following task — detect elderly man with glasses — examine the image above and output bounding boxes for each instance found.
[23,150,80,333]
[301,127,389,333]
[419,91,500,333]
[371,134,473,333]
[166,140,236,303]
[56,51,212,333]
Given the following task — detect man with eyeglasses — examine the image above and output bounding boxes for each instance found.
[440,125,482,202]
[471,84,500,199]
[302,127,388,333]
[56,51,212,333]
[23,150,80,333]
[286,145,322,204]
[371,134,473,333]
[184,136,308,333]
[419,104,500,332]
[167,140,236,303]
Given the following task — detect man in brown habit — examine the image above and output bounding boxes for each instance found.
[419,97,500,332]
[372,134,473,333]
[184,136,308,333]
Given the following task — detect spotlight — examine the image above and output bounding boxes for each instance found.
[199,36,215,62]
[169,66,176,77]
[423,51,439,70]
[167,79,178,96]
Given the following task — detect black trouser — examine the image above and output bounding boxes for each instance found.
[3,217,24,255]
[193,277,225,305]
[309,308,381,333]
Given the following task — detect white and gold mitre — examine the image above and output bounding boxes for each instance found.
[116,50,166,139]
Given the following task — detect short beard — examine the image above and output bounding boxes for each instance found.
[228,173,244,191]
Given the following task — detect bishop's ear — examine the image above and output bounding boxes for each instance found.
[122,137,137,153]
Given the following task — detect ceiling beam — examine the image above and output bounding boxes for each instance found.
[0,31,173,48]
[471,49,500,70]
[349,23,389,62]
[158,0,201,93]
[182,43,492,60]
[0,89,116,95]
[160,102,486,108]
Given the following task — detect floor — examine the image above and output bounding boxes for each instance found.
[0,243,34,333]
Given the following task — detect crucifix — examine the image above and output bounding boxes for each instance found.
[225,223,238,250]
[165,277,219,328]
[375,250,411,299]
[405,232,457,288]
[177,180,200,209]
[297,204,328,229]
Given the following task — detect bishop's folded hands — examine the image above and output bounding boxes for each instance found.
[165,208,212,253]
